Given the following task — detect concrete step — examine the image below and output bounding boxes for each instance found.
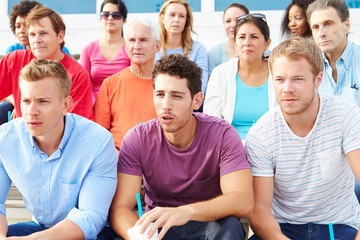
[6,185,32,225]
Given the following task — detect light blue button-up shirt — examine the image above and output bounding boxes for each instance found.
[318,41,360,107]
[0,114,117,239]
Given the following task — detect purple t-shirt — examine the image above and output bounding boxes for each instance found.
[118,113,249,211]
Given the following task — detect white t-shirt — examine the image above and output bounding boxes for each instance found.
[245,93,360,229]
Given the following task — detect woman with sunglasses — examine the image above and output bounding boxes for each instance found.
[281,0,315,38]
[80,0,130,104]
[156,0,208,100]
[204,14,277,140]
[207,3,249,76]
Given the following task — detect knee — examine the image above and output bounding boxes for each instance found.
[217,216,244,239]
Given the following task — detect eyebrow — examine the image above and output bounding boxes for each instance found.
[155,90,186,94]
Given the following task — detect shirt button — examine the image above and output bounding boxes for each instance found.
[45,209,48,213]
[43,185,47,189]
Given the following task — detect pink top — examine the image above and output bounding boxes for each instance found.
[79,40,130,103]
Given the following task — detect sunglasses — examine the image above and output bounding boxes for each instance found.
[236,13,267,23]
[100,11,122,20]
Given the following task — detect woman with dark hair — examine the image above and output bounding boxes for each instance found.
[156,0,208,97]
[281,0,316,38]
[208,3,249,75]
[80,0,130,104]
[204,14,277,140]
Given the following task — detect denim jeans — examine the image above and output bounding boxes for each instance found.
[161,216,244,240]
[7,221,118,239]
[249,223,357,240]
[0,101,14,125]
[99,216,244,240]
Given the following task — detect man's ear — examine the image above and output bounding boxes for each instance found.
[57,31,65,47]
[192,92,203,111]
[62,95,73,116]
[315,71,323,89]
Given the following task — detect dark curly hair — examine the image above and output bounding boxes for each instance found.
[9,0,42,34]
[152,54,202,99]
[281,0,315,38]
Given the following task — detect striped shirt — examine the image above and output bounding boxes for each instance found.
[245,94,360,229]
[318,41,360,108]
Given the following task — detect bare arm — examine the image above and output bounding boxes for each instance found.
[0,214,7,239]
[109,173,142,240]
[249,176,290,240]
[137,169,254,239]
[11,219,85,240]
[346,149,360,240]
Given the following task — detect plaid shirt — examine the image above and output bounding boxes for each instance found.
[318,41,360,108]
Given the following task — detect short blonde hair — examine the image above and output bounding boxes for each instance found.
[20,59,72,97]
[269,37,323,76]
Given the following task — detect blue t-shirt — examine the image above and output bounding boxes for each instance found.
[231,72,269,139]
[5,42,70,56]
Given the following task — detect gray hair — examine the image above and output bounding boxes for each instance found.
[306,0,349,25]
[125,18,160,41]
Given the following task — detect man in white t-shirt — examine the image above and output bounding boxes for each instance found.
[246,37,360,240]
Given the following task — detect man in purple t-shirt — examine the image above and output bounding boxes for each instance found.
[109,54,253,240]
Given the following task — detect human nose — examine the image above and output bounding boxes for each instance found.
[283,80,294,93]
[27,102,39,116]
[289,18,296,26]
[318,25,326,37]
[162,95,172,111]
[19,24,26,33]
[230,20,236,28]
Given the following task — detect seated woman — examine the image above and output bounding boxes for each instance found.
[156,0,208,97]
[79,0,130,104]
[204,13,277,140]
[6,0,70,55]
[207,3,249,75]
[281,0,315,38]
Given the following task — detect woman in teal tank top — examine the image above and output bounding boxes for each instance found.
[204,13,277,141]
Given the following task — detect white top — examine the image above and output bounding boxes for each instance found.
[245,94,360,228]
[204,58,277,125]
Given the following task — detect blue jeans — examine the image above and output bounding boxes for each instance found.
[249,223,357,240]
[161,216,244,240]
[0,101,14,125]
[7,221,118,240]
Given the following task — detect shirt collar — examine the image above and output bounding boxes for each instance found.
[323,40,352,70]
[29,114,74,154]
[58,114,74,151]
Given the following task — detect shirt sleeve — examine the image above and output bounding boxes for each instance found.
[66,135,117,239]
[203,64,224,118]
[219,125,250,177]
[342,104,360,154]
[245,126,274,177]
[118,127,143,176]
[192,42,209,95]
[79,44,91,76]
[0,158,12,218]
[94,77,111,130]
[0,54,13,100]
[68,64,94,120]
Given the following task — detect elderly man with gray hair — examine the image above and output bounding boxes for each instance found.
[94,19,161,151]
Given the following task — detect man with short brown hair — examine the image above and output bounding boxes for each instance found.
[0,7,93,120]
[0,59,117,239]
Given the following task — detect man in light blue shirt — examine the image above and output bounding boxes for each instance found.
[0,59,117,239]
[307,0,360,201]
[306,0,360,107]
